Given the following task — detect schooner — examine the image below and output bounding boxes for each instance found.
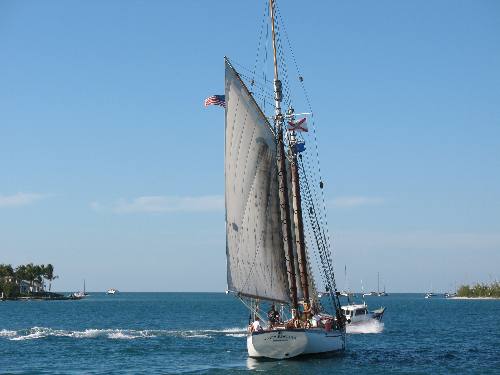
[223,0,346,359]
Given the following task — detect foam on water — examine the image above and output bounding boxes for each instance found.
[346,319,384,334]
[184,334,211,338]
[226,333,246,338]
[0,329,17,338]
[2,326,248,341]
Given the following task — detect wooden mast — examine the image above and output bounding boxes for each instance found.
[269,0,298,317]
[289,131,310,309]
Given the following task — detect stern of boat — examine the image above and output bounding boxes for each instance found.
[247,328,345,359]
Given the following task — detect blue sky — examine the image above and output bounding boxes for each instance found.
[1,0,499,292]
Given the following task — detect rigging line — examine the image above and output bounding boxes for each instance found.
[231,59,262,78]
[299,169,327,282]
[249,90,275,104]
[231,63,274,90]
[277,10,333,257]
[231,59,271,89]
[236,73,275,97]
[261,17,270,120]
[275,26,292,109]
[299,155,341,313]
[231,67,276,114]
[303,209,328,298]
[251,0,270,85]
[274,7,320,194]
[274,5,294,110]
[277,33,335,293]
[298,158,336,312]
[294,147,324,249]
[270,6,290,108]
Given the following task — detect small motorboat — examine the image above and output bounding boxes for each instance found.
[106,288,118,295]
[341,302,385,325]
[425,292,437,299]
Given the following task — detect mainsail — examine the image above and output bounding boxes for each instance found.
[225,59,290,304]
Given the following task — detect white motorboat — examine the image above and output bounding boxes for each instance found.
[424,292,437,299]
[106,288,118,295]
[340,291,355,297]
[341,302,385,325]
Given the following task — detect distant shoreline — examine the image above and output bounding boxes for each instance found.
[449,296,500,300]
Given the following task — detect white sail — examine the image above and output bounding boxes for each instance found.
[225,59,290,303]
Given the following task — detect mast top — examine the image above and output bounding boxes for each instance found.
[269,0,283,119]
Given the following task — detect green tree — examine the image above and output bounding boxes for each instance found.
[0,264,14,277]
[43,264,58,292]
[17,263,43,294]
[15,264,28,280]
[0,279,17,298]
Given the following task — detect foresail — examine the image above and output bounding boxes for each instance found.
[225,59,290,304]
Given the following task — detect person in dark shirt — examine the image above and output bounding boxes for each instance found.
[267,304,280,328]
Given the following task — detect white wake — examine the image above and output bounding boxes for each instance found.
[346,320,384,334]
[2,326,248,341]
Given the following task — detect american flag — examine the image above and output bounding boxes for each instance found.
[204,95,226,108]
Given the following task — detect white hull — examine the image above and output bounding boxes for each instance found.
[247,328,345,359]
[346,313,380,325]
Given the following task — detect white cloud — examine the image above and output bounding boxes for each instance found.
[92,195,224,214]
[0,192,47,207]
[330,196,384,208]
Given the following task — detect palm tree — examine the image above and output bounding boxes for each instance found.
[25,263,36,294]
[14,265,28,294]
[0,264,14,277]
[43,264,58,292]
[20,263,44,294]
[0,264,15,298]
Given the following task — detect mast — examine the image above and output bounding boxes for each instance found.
[270,0,298,315]
[378,272,380,294]
[289,131,310,308]
[268,0,310,308]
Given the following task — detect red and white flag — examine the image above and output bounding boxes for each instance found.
[287,117,308,132]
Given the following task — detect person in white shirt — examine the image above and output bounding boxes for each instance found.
[251,318,263,332]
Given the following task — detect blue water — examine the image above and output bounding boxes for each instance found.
[1,293,499,374]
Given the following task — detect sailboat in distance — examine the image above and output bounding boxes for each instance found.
[222,0,345,359]
[377,272,388,296]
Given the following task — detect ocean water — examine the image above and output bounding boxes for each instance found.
[0,293,499,374]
